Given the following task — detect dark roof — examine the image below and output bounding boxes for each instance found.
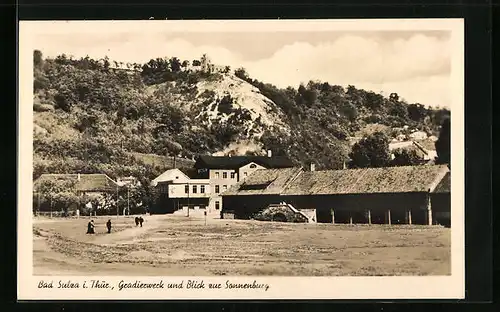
[432,172,450,194]
[34,174,118,193]
[223,165,450,197]
[194,155,294,170]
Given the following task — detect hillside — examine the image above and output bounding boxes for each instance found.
[32,51,450,181]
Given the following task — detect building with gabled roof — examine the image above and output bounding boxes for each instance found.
[150,168,190,187]
[166,152,297,215]
[34,173,118,194]
[222,165,451,226]
[33,173,120,215]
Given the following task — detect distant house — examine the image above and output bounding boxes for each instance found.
[389,140,438,163]
[116,176,141,188]
[409,131,428,140]
[222,165,450,226]
[34,173,118,197]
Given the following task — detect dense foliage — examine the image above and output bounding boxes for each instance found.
[435,118,451,166]
[348,132,392,168]
[234,67,450,169]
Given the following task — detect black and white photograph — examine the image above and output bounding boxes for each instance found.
[18,19,464,300]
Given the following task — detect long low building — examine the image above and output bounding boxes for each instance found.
[221,165,451,226]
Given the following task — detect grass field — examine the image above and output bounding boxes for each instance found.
[33,214,451,276]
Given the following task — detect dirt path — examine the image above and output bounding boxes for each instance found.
[93,217,163,245]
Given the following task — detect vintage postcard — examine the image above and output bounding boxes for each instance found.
[18,19,464,300]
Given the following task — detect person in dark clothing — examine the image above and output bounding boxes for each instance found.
[139,217,144,227]
[106,219,112,234]
[135,217,139,226]
[86,220,95,234]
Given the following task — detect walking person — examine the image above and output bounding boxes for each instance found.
[86,220,95,234]
[139,217,144,227]
[135,217,139,226]
[106,219,112,234]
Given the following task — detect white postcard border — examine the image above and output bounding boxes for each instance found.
[18,18,465,300]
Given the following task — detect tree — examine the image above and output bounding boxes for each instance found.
[217,95,234,115]
[389,92,399,102]
[389,101,408,120]
[36,178,80,216]
[234,67,249,81]
[103,56,110,70]
[34,50,43,69]
[391,148,422,166]
[348,132,391,168]
[169,57,182,72]
[407,103,427,122]
[200,54,210,73]
[435,117,450,165]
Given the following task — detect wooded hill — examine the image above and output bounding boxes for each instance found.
[32,50,450,182]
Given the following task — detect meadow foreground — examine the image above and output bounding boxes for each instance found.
[33,214,451,276]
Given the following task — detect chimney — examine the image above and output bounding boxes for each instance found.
[267,150,272,158]
[343,161,347,170]
[310,163,315,172]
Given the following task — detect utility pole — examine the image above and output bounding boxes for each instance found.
[116,184,119,218]
[37,192,40,217]
[187,183,190,217]
[127,185,130,217]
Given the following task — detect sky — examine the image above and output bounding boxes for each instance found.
[28,22,453,108]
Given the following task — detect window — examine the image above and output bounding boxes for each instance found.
[244,172,248,177]
[250,164,257,168]
[184,185,189,194]
[223,172,227,179]
[201,185,205,193]
[175,176,179,179]
[230,172,235,179]
[192,185,197,194]
[215,201,220,210]
[223,185,227,191]
[215,172,220,179]
[215,185,220,193]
